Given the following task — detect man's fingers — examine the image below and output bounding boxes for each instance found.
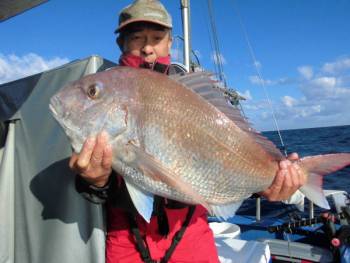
[266,169,286,201]
[279,159,291,169]
[280,167,293,199]
[69,153,78,169]
[261,154,305,202]
[280,161,302,199]
[280,159,298,192]
[76,137,96,170]
[288,163,298,190]
[90,132,108,167]
[293,162,306,187]
[102,144,113,170]
[287,152,303,188]
[288,152,299,161]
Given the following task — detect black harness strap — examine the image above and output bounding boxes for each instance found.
[160,205,195,263]
[128,205,196,263]
[154,196,170,237]
[128,214,155,263]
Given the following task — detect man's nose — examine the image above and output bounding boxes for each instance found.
[141,40,154,55]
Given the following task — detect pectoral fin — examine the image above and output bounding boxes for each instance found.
[124,179,154,222]
[127,143,211,212]
[210,201,244,220]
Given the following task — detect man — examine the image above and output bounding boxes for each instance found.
[70,1,305,262]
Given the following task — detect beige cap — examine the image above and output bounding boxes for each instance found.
[116,0,172,33]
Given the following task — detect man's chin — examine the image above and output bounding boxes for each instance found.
[143,59,156,64]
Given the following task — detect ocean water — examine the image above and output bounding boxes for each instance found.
[236,124,350,219]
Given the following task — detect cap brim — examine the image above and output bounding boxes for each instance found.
[115,18,172,33]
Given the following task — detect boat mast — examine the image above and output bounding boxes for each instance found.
[180,0,191,72]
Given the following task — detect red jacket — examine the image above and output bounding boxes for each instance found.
[105,54,219,263]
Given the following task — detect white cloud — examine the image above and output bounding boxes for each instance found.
[249,75,295,86]
[242,56,350,131]
[249,75,262,85]
[311,76,337,88]
[241,99,269,111]
[253,61,262,70]
[249,75,273,85]
[0,53,69,84]
[337,75,350,86]
[300,76,350,100]
[282,95,297,107]
[322,57,350,74]
[298,65,313,79]
[237,90,252,100]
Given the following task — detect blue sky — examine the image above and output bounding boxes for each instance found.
[1,0,349,131]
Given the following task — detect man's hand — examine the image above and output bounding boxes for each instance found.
[259,153,306,201]
[69,131,113,187]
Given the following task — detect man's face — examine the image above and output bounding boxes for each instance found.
[122,27,172,64]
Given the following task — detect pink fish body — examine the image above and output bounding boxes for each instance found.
[49,67,350,221]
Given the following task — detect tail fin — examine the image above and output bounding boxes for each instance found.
[299,153,350,209]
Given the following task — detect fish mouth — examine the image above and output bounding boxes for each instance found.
[49,99,59,119]
[49,95,84,152]
[49,95,66,127]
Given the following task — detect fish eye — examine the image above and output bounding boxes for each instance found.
[87,83,100,99]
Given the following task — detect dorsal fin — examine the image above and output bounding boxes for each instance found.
[170,71,283,160]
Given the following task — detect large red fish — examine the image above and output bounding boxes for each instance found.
[49,66,350,221]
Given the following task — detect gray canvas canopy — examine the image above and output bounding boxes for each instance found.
[0,56,116,263]
[0,0,47,22]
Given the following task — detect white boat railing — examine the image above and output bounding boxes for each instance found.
[255,189,348,222]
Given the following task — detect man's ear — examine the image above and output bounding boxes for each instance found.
[167,34,173,54]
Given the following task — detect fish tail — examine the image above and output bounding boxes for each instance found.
[298,153,350,209]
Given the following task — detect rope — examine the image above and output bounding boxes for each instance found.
[206,0,227,87]
[230,0,287,156]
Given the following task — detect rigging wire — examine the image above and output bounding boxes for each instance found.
[173,35,201,67]
[206,0,227,87]
[204,0,248,118]
[204,0,220,78]
[230,0,288,156]
[203,9,219,77]
[174,35,181,62]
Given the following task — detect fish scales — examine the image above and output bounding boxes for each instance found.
[49,66,350,219]
[51,68,279,204]
[129,70,277,203]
